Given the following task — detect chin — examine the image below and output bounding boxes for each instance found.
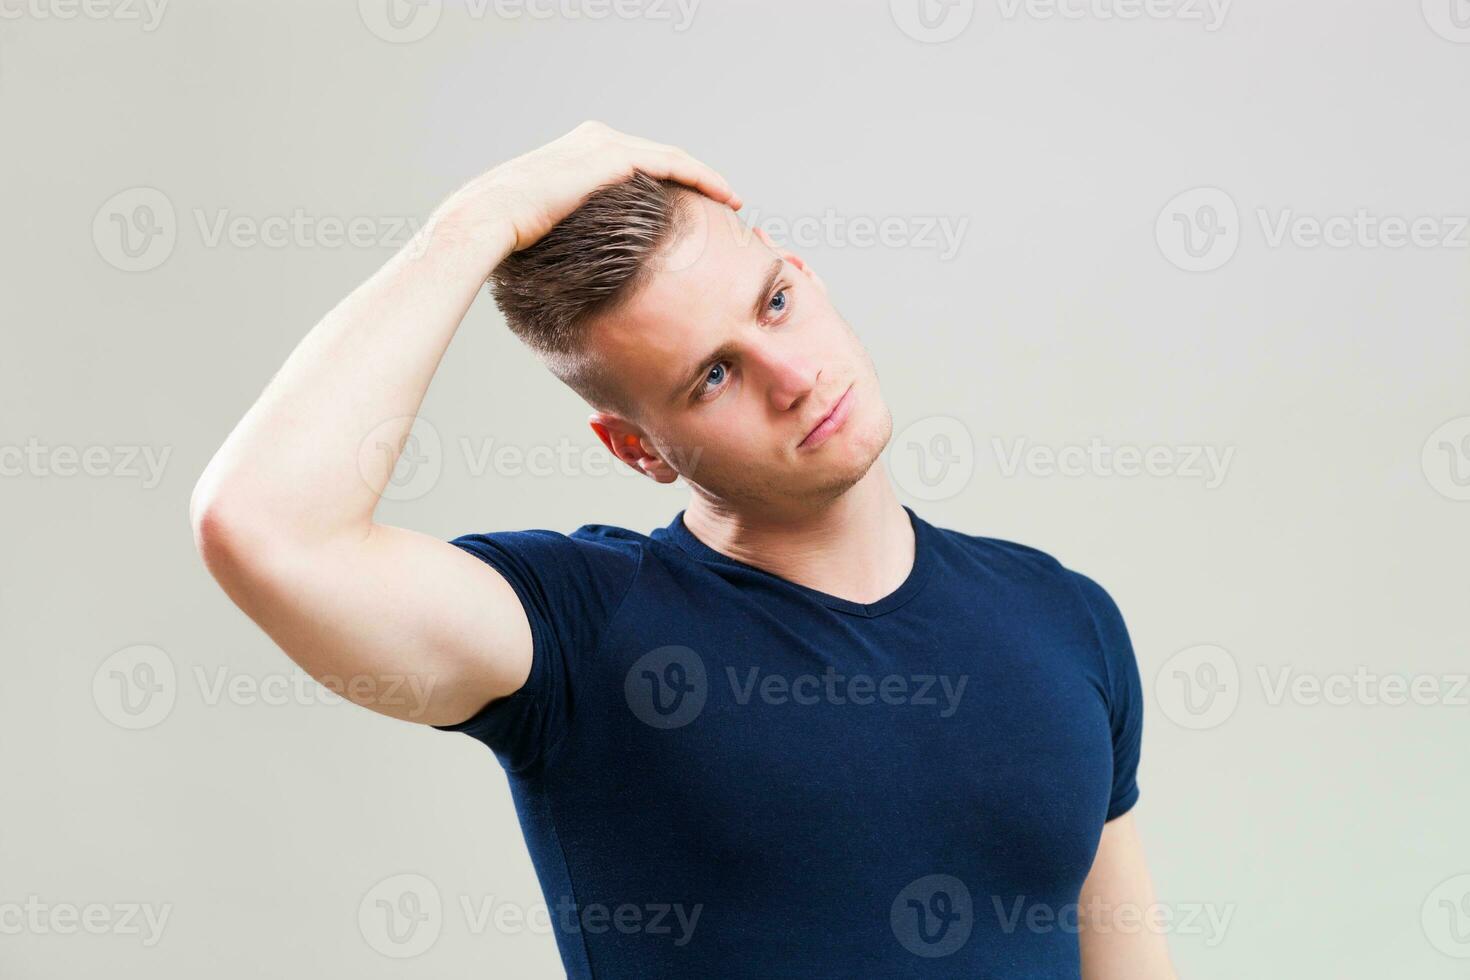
[812,413,890,499]
[847,398,893,467]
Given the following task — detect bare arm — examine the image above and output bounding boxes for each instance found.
[1078,811,1179,980]
[189,121,740,726]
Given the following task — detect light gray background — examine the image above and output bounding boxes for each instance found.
[2,0,1468,976]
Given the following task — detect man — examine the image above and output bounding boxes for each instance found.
[191,121,1176,978]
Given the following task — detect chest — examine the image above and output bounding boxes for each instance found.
[560,587,1116,898]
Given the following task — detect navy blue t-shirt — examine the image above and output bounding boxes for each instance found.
[435,505,1143,978]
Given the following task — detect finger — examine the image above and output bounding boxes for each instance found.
[652,150,746,210]
[635,147,742,209]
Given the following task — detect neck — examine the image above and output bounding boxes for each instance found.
[680,467,916,605]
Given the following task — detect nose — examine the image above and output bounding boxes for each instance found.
[753,341,820,414]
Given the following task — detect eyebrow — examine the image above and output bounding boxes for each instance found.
[667,257,785,404]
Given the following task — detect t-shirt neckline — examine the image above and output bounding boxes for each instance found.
[658,504,935,618]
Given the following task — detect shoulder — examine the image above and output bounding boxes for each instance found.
[451,521,648,558]
[448,522,648,599]
[928,522,1070,585]
[927,522,1128,633]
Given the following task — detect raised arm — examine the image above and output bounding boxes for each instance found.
[189,121,739,726]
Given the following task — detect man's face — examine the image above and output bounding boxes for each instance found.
[586,192,892,514]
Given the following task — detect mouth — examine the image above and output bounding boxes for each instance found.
[798,383,855,450]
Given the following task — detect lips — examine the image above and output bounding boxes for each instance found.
[798,383,854,449]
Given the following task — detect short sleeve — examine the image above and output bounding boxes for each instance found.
[1068,570,1144,821]
[432,527,641,773]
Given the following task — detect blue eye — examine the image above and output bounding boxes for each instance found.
[697,361,729,398]
[768,287,788,314]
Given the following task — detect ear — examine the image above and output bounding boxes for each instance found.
[588,413,680,484]
[752,226,827,295]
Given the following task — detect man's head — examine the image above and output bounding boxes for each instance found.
[490,171,892,515]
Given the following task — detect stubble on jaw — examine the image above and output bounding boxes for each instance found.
[679,399,894,516]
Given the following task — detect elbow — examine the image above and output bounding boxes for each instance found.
[189,477,257,578]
